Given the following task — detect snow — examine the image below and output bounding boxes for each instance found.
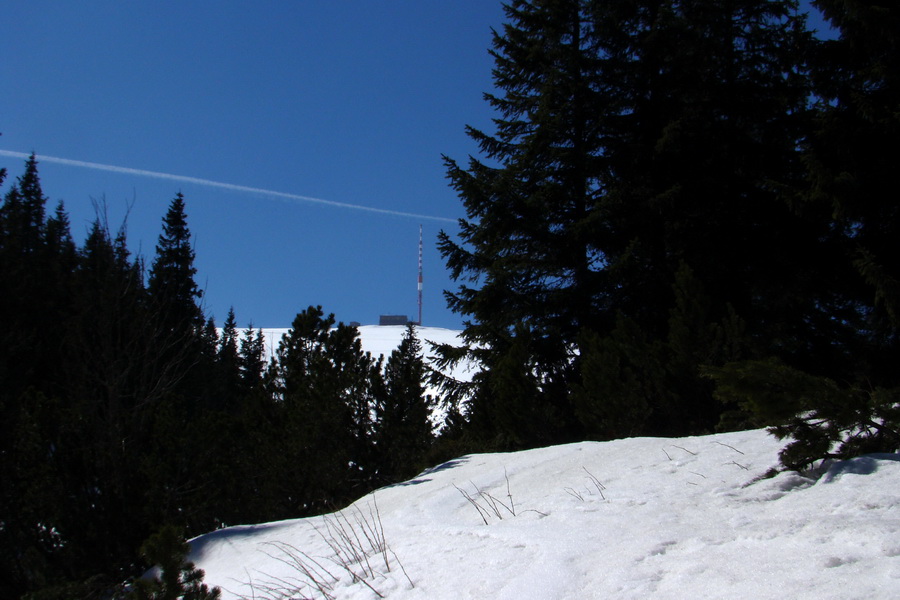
[188,427,900,599]
[262,325,468,376]
[189,326,900,598]
[259,325,461,360]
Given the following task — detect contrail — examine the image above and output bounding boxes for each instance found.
[0,149,457,224]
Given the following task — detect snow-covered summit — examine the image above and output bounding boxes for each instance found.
[258,325,464,361]
[260,324,474,392]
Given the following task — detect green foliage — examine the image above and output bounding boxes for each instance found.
[692,0,900,472]
[706,358,824,427]
[375,323,435,481]
[484,328,555,448]
[238,324,267,389]
[127,525,219,600]
[436,0,612,448]
[267,306,380,511]
[0,154,76,402]
[707,359,900,470]
[147,193,204,336]
[0,155,435,599]
[438,0,830,447]
[21,576,109,600]
[0,390,67,597]
[801,0,900,377]
[572,264,746,440]
[573,316,663,440]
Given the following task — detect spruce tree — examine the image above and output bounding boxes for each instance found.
[62,216,152,574]
[0,164,160,596]
[374,323,434,483]
[238,325,267,389]
[8,153,47,254]
[212,307,242,410]
[0,154,76,398]
[127,525,220,600]
[438,0,821,444]
[148,192,204,337]
[143,194,212,515]
[327,322,382,494]
[437,0,613,446]
[266,307,377,513]
[0,158,89,597]
[708,1,900,471]
[804,0,900,370]
[225,324,280,522]
[219,308,240,372]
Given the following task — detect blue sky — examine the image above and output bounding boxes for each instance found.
[2,2,831,330]
[1,1,506,330]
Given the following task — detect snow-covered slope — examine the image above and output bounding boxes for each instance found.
[188,429,900,599]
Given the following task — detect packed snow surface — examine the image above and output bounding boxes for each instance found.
[189,428,900,599]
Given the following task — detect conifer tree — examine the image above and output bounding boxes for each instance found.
[238,325,267,389]
[0,154,73,397]
[328,322,383,493]
[148,192,204,336]
[8,153,47,253]
[438,0,821,444]
[127,525,220,600]
[375,323,434,482]
[213,308,242,409]
[0,160,80,596]
[144,193,210,479]
[223,324,280,521]
[267,307,377,512]
[708,2,900,471]
[804,0,900,367]
[219,308,240,370]
[70,215,153,417]
[437,0,612,445]
[63,217,152,567]
[0,164,159,596]
[46,201,78,276]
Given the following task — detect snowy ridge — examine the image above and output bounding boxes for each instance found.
[260,324,474,395]
[189,429,900,599]
[258,326,464,360]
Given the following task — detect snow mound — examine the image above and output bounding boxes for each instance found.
[189,429,900,599]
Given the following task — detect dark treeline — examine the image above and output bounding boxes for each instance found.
[0,157,435,598]
[434,0,899,465]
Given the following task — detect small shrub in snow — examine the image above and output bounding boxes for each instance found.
[239,498,411,600]
[708,358,900,471]
[564,467,608,503]
[454,469,546,524]
[126,525,220,600]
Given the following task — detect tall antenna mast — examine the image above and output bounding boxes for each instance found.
[417,224,423,326]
